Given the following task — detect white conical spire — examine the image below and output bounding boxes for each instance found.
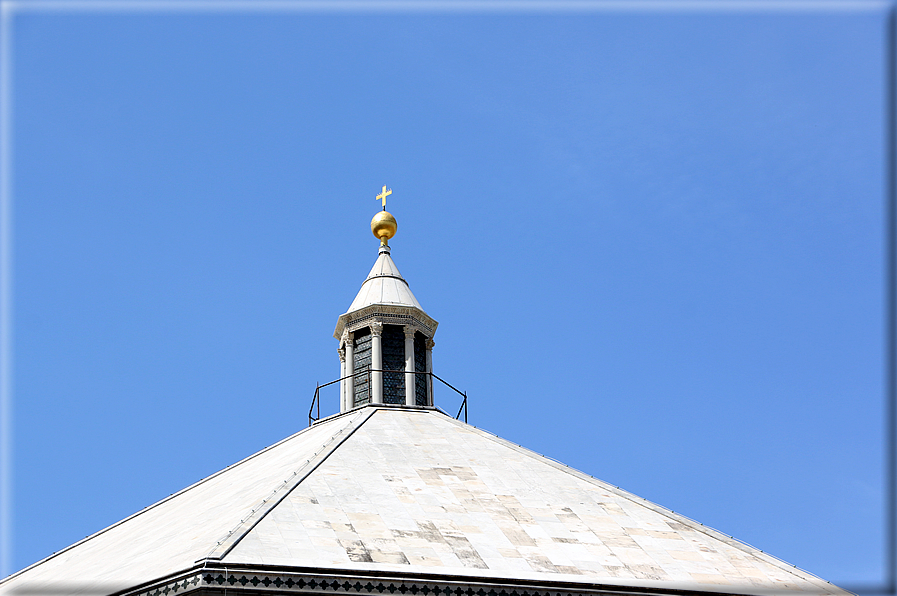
[346,244,423,313]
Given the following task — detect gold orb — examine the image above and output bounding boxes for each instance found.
[371,210,397,244]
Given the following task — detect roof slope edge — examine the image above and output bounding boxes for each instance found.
[226,409,847,595]
[202,408,378,562]
[0,410,370,594]
[435,416,840,593]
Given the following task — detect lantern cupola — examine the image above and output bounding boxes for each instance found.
[333,187,438,412]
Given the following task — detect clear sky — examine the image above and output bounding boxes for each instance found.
[1,1,890,591]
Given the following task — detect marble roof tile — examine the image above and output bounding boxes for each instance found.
[0,411,363,594]
[223,409,848,594]
[2,407,851,596]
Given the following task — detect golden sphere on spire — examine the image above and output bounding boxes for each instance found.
[371,210,397,245]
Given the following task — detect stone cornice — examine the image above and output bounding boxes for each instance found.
[334,304,438,340]
[117,563,787,596]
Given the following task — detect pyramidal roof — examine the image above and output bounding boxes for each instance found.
[3,200,849,596]
[1,406,847,596]
[346,246,423,313]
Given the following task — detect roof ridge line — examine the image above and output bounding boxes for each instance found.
[0,412,361,587]
[199,407,378,563]
[437,416,838,590]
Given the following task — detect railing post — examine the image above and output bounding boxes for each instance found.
[338,346,346,412]
[309,386,319,427]
[425,339,435,407]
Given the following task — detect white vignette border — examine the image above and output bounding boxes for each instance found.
[0,0,890,583]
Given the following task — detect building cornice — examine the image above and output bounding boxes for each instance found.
[116,562,795,596]
[334,304,438,341]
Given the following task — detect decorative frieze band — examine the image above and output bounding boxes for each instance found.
[347,314,434,337]
[334,304,438,340]
[125,567,689,596]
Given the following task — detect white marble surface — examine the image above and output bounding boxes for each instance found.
[347,250,423,312]
[1,407,849,596]
[0,412,363,595]
[226,409,846,595]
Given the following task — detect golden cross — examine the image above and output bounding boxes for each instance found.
[375,185,392,210]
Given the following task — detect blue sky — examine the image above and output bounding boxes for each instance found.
[1,1,890,591]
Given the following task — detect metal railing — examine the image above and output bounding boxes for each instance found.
[309,369,467,426]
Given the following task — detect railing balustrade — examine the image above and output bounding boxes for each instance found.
[309,369,467,426]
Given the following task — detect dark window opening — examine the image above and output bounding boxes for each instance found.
[353,327,372,406]
[382,325,406,404]
[414,332,428,406]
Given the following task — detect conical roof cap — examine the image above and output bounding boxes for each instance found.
[346,246,423,313]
